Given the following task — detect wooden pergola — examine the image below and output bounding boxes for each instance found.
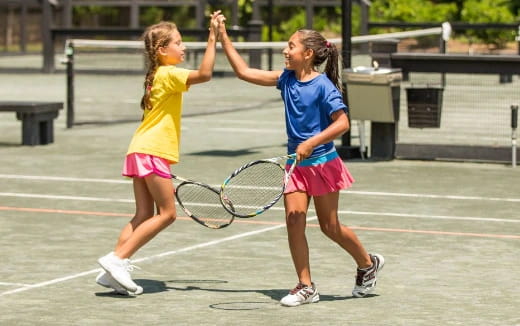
[1,0,40,52]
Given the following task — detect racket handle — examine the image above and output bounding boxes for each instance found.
[512,105,518,129]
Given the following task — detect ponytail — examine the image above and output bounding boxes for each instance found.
[297,30,342,93]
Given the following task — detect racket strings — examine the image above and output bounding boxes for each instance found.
[176,182,234,229]
[221,162,286,215]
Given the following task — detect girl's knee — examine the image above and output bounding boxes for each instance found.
[320,221,339,240]
[162,211,177,225]
[286,212,305,228]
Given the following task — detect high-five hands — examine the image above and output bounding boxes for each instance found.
[209,10,225,38]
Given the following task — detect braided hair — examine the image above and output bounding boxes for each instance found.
[296,29,342,93]
[140,21,178,111]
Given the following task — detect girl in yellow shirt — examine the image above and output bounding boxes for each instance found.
[96,12,223,295]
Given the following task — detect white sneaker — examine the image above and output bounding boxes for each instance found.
[352,253,385,298]
[98,252,140,293]
[280,282,320,307]
[96,270,143,295]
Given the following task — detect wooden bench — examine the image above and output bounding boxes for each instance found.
[0,102,63,146]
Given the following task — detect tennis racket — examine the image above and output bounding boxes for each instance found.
[219,154,297,218]
[172,174,235,229]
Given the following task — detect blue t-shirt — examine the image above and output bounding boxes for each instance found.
[276,69,348,158]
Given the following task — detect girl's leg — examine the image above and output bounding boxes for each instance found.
[114,177,155,251]
[284,191,312,286]
[114,174,177,259]
[313,191,372,269]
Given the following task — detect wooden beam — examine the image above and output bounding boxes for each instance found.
[391,53,520,74]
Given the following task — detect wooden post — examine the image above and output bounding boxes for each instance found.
[42,0,54,73]
[305,0,313,29]
[196,0,205,31]
[130,0,139,28]
[63,0,72,28]
[341,0,352,152]
[267,0,273,70]
[6,3,14,51]
[20,0,28,53]
[359,0,369,53]
[231,0,238,27]
[247,19,263,68]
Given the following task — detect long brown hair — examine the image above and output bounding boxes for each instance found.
[296,29,342,93]
[140,21,178,111]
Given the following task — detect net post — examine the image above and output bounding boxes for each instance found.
[440,22,451,88]
[512,105,518,168]
[65,41,74,128]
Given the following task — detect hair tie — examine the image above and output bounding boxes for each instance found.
[146,85,152,91]
[325,41,331,48]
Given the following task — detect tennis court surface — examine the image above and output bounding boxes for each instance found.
[0,72,519,325]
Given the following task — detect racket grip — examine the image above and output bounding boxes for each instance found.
[512,105,518,129]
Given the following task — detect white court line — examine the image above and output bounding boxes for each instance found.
[0,192,518,223]
[343,190,520,203]
[0,192,133,203]
[341,210,519,223]
[0,219,305,297]
[0,174,131,184]
[1,173,519,203]
[0,282,31,287]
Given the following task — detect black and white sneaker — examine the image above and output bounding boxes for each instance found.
[352,253,385,298]
[280,282,320,307]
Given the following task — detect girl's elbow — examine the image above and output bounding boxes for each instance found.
[237,73,249,82]
[340,120,350,134]
[200,71,212,82]
[235,70,248,81]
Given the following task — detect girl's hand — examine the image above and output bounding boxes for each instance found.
[209,10,223,37]
[216,14,227,38]
[295,141,314,162]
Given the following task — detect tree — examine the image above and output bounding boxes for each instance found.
[461,0,516,48]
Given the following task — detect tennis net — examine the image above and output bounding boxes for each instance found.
[62,27,444,127]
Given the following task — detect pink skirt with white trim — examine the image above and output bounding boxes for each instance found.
[122,153,172,179]
[284,157,354,196]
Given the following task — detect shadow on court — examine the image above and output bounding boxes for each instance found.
[95,278,361,308]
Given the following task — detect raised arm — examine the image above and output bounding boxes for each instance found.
[218,17,281,86]
[187,11,222,86]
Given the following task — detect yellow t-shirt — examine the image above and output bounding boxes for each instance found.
[127,65,191,163]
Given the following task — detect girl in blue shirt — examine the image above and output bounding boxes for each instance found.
[218,17,384,307]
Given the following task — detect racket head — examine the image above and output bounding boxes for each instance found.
[219,154,297,218]
[175,181,235,229]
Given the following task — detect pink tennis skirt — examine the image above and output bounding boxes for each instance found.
[122,153,172,179]
[284,155,354,196]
